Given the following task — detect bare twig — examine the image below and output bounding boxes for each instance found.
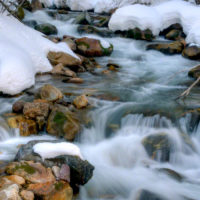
[176,76,200,100]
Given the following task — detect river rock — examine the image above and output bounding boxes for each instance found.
[75,11,91,25]
[188,65,200,78]
[31,0,43,11]
[0,184,21,200]
[15,140,94,186]
[48,51,81,67]
[73,95,89,109]
[35,23,58,35]
[6,161,55,184]
[142,133,174,162]
[4,175,25,185]
[61,38,76,51]
[38,84,63,102]
[182,45,200,60]
[23,101,49,119]
[165,29,183,40]
[67,77,84,84]
[78,25,114,37]
[146,41,184,55]
[47,104,80,141]
[12,101,25,113]
[27,181,73,200]
[160,23,183,36]
[75,37,113,57]
[51,63,77,77]
[125,28,154,41]
[23,20,37,28]
[7,114,37,136]
[136,189,167,200]
[20,190,34,200]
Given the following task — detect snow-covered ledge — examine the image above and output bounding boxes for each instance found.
[0,13,78,95]
[109,0,200,44]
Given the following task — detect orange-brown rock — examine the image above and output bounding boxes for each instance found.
[73,95,89,109]
[51,63,76,77]
[23,102,49,119]
[5,175,25,185]
[20,190,34,200]
[48,51,81,66]
[75,37,113,57]
[6,161,55,184]
[7,114,37,136]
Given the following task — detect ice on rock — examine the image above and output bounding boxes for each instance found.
[33,142,84,160]
[0,13,78,95]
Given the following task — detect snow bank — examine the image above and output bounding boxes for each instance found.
[109,0,200,44]
[33,142,84,160]
[38,0,170,13]
[0,13,78,95]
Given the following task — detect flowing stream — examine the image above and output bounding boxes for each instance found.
[1,9,200,200]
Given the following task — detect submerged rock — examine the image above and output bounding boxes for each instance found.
[35,23,58,35]
[136,189,167,200]
[147,41,184,55]
[75,37,113,57]
[182,45,200,60]
[142,133,174,162]
[78,25,114,37]
[47,104,80,141]
[15,140,94,186]
[75,12,91,25]
[51,63,77,77]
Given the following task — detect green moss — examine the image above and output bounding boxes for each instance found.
[15,163,36,174]
[54,182,64,190]
[76,41,90,49]
[17,7,25,20]
[53,112,67,126]
[100,43,113,56]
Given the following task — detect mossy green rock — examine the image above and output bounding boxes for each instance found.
[127,28,154,41]
[35,23,58,35]
[142,133,174,162]
[47,105,80,141]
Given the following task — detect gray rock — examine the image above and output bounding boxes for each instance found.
[35,23,58,35]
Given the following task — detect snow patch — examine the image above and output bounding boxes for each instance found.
[109,0,200,45]
[33,142,84,160]
[0,13,78,94]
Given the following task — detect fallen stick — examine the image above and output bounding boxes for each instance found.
[176,76,200,100]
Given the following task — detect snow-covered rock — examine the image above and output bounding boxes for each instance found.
[33,142,84,160]
[109,1,200,45]
[0,13,78,95]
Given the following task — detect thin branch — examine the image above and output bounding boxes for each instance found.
[176,76,200,100]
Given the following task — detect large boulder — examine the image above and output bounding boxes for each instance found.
[47,51,81,67]
[15,140,94,186]
[38,84,63,102]
[46,104,80,141]
[35,23,58,35]
[142,133,174,162]
[147,41,184,55]
[182,45,200,60]
[75,37,113,57]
